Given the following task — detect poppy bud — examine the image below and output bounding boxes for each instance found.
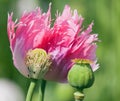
[67,59,94,90]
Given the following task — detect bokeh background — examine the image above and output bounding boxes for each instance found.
[0,0,119,101]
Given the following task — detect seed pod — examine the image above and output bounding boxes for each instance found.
[67,62,94,90]
[25,48,51,79]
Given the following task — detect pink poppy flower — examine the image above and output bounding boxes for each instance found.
[7,4,99,82]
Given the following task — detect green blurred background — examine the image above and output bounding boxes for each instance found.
[0,0,119,101]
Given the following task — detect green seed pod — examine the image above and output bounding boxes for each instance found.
[67,61,94,90]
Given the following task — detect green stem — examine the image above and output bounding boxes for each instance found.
[74,91,84,101]
[26,79,37,101]
[39,79,47,101]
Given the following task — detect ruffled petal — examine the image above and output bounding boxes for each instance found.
[44,6,99,82]
[7,6,51,77]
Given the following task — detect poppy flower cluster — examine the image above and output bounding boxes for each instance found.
[7,4,99,82]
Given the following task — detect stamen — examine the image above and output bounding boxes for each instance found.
[25,48,51,79]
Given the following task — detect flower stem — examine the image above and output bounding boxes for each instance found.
[39,79,47,101]
[74,91,84,101]
[26,79,37,101]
